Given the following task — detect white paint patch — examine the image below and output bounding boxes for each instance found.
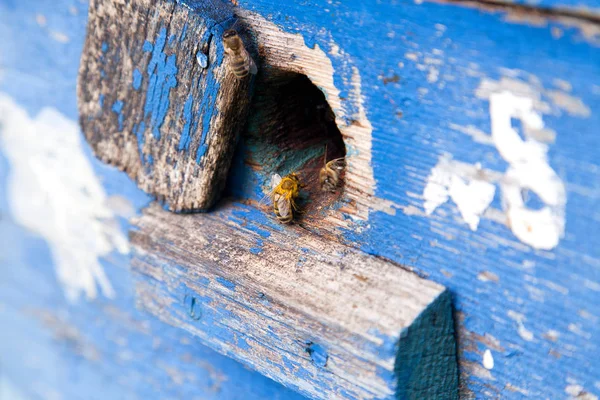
[49,31,70,43]
[0,93,129,302]
[424,76,579,250]
[507,310,534,341]
[565,384,598,400]
[424,155,496,231]
[482,349,494,370]
[490,91,566,250]
[448,175,496,231]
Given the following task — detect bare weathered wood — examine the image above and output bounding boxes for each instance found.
[130,203,459,400]
[77,0,254,211]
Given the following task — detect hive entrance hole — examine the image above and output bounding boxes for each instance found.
[231,69,347,223]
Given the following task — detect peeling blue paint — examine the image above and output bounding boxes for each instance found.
[142,40,153,52]
[101,41,108,52]
[111,100,124,131]
[304,342,328,368]
[180,23,189,42]
[132,68,142,90]
[178,94,195,151]
[143,26,178,140]
[134,121,146,163]
[216,277,236,290]
[250,247,262,254]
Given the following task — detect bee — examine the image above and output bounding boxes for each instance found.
[222,29,257,79]
[319,152,345,192]
[271,173,301,224]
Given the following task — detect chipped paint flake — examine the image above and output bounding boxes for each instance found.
[482,349,494,370]
[424,76,578,249]
[507,310,534,341]
[424,155,496,231]
[0,93,129,302]
[565,384,599,400]
[489,90,566,250]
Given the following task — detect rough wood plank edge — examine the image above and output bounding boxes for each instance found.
[130,203,459,400]
[77,0,253,212]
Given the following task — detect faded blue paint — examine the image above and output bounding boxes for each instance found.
[142,40,153,52]
[98,93,104,108]
[304,342,328,368]
[219,0,600,398]
[180,22,189,42]
[134,121,146,165]
[2,0,599,398]
[178,94,195,151]
[250,239,264,255]
[111,100,124,131]
[143,26,178,140]
[132,68,142,90]
[215,276,236,290]
[101,41,108,52]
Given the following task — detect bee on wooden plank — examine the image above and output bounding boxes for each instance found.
[319,150,345,192]
[271,173,301,224]
[222,29,257,79]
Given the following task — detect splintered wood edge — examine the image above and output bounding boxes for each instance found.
[130,203,459,400]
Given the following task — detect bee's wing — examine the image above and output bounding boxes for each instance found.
[276,195,292,218]
[257,174,281,207]
[327,158,346,170]
[271,173,282,189]
[248,55,258,75]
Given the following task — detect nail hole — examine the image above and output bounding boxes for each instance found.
[184,294,202,320]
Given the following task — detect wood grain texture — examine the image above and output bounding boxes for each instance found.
[3,0,600,398]
[130,203,459,400]
[77,0,254,211]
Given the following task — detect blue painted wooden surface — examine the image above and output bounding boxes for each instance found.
[1,0,599,400]
[0,1,303,399]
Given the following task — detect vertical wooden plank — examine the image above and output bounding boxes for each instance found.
[78,0,255,212]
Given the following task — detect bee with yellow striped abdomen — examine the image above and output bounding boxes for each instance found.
[271,173,301,224]
[319,154,345,192]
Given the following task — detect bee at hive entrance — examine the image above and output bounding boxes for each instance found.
[225,70,346,227]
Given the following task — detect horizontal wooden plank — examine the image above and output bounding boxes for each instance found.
[130,203,459,400]
[78,0,254,211]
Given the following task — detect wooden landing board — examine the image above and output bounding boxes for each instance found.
[77,0,254,212]
[130,203,459,400]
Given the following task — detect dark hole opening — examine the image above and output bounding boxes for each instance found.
[226,69,346,225]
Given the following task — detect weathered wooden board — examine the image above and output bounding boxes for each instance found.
[229,1,600,399]
[77,0,254,211]
[130,203,458,400]
[2,0,600,398]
